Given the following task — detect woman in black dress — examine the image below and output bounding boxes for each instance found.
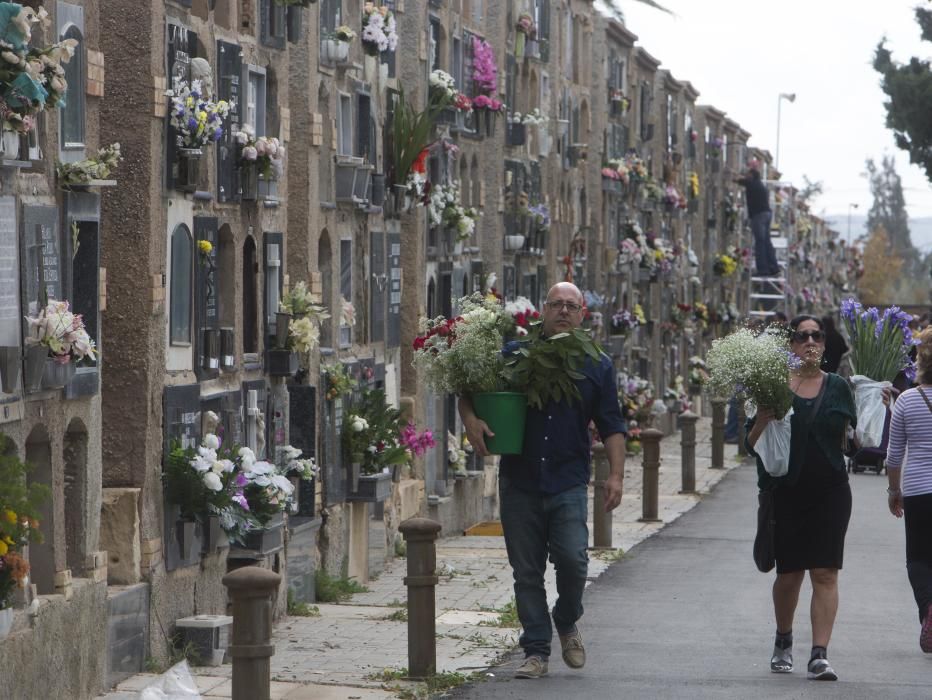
[747,315,857,682]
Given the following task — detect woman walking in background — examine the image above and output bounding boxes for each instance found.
[746,315,856,681]
[885,327,932,652]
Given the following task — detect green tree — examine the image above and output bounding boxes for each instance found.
[864,156,912,258]
[874,7,932,180]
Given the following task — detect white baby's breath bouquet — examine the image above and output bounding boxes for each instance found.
[707,327,800,418]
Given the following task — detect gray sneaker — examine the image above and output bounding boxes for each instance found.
[770,645,792,673]
[559,627,586,669]
[514,655,548,679]
[807,657,837,681]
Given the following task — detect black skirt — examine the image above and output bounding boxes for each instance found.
[773,441,852,574]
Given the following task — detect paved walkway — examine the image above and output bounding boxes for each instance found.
[102,417,739,699]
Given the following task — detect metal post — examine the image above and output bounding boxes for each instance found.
[710,398,726,469]
[591,443,612,549]
[221,566,282,700]
[399,517,442,679]
[736,401,748,457]
[679,411,698,494]
[639,428,663,523]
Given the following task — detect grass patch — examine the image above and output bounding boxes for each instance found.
[315,569,369,603]
[368,667,481,699]
[394,538,407,558]
[382,608,407,622]
[592,547,626,563]
[287,590,321,617]
[479,598,520,628]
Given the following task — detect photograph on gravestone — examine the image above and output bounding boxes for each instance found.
[216,40,242,203]
[386,232,401,349]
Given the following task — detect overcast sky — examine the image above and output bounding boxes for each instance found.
[608,0,932,229]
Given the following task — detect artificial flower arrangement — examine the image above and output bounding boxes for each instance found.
[24,299,97,364]
[332,25,357,42]
[278,282,330,355]
[688,171,700,199]
[390,85,453,195]
[841,298,918,447]
[504,296,539,337]
[447,431,468,476]
[340,296,356,328]
[528,203,551,235]
[429,69,458,100]
[428,181,479,242]
[0,4,78,133]
[56,143,122,186]
[715,301,740,325]
[323,362,358,401]
[708,135,724,157]
[662,184,687,209]
[166,79,231,150]
[610,308,640,335]
[508,108,547,126]
[472,94,505,113]
[617,237,643,267]
[343,389,421,475]
[601,167,622,181]
[664,375,691,412]
[688,355,710,387]
[361,3,398,55]
[713,253,738,276]
[234,125,285,178]
[472,37,498,93]
[618,373,655,454]
[0,434,49,609]
[451,92,473,113]
[163,432,302,544]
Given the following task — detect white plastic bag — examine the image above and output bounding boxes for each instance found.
[851,375,890,448]
[138,661,202,700]
[757,407,793,477]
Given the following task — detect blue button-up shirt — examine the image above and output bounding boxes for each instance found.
[500,342,627,494]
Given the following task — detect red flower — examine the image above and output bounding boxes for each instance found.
[413,336,426,350]
[412,147,430,174]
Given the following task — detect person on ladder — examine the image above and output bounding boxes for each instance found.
[737,159,780,277]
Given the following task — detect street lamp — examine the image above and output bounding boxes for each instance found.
[775,92,796,173]
[847,203,859,247]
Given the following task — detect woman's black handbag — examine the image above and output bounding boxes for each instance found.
[753,489,776,573]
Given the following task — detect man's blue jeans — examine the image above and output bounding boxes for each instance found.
[751,210,778,274]
[499,476,589,659]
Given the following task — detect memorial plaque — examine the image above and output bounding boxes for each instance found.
[163,384,202,454]
[0,197,19,347]
[287,385,316,460]
[194,217,219,380]
[386,232,401,348]
[21,205,61,319]
[216,40,242,203]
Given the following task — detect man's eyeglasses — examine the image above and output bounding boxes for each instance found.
[545,300,583,313]
[791,330,825,343]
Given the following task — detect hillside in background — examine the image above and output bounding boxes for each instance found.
[823,214,932,253]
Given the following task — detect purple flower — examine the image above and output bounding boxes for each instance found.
[904,362,918,384]
[840,297,861,321]
[235,472,248,487]
[187,117,197,130]
[233,492,250,511]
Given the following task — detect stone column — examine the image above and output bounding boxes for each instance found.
[591,443,612,549]
[679,411,698,494]
[639,428,663,523]
[710,398,726,469]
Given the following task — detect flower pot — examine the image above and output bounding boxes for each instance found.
[0,346,20,394]
[175,148,202,193]
[323,38,349,63]
[504,234,526,251]
[472,392,527,455]
[267,349,298,377]
[347,471,392,502]
[0,607,13,639]
[348,462,361,493]
[23,345,46,393]
[484,109,498,137]
[234,512,285,555]
[1,130,20,159]
[42,358,75,390]
[202,515,230,554]
[507,121,526,147]
[240,163,258,201]
[275,311,292,348]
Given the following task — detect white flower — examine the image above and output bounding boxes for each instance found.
[219,459,235,473]
[242,145,258,161]
[211,461,225,474]
[247,460,274,476]
[239,446,256,462]
[351,416,369,432]
[197,446,217,462]
[191,455,211,473]
[202,471,223,491]
[202,433,220,450]
[270,474,295,496]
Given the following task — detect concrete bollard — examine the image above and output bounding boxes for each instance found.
[679,411,698,494]
[399,517,442,679]
[736,400,748,457]
[639,428,663,523]
[591,443,612,549]
[710,398,726,469]
[221,566,282,700]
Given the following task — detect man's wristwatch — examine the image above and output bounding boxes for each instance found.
[886,487,901,496]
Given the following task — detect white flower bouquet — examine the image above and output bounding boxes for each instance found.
[428,181,479,242]
[166,79,231,150]
[361,2,398,55]
[56,142,122,185]
[429,69,457,99]
[25,299,97,364]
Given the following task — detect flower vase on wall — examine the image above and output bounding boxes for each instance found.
[23,345,47,393]
[1,129,20,159]
[42,358,75,390]
[175,148,202,193]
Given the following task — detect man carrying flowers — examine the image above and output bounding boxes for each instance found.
[458,282,627,680]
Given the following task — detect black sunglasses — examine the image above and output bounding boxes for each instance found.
[791,330,825,343]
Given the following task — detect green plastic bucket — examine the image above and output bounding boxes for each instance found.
[472,392,527,455]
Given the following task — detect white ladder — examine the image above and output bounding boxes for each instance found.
[748,233,789,319]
